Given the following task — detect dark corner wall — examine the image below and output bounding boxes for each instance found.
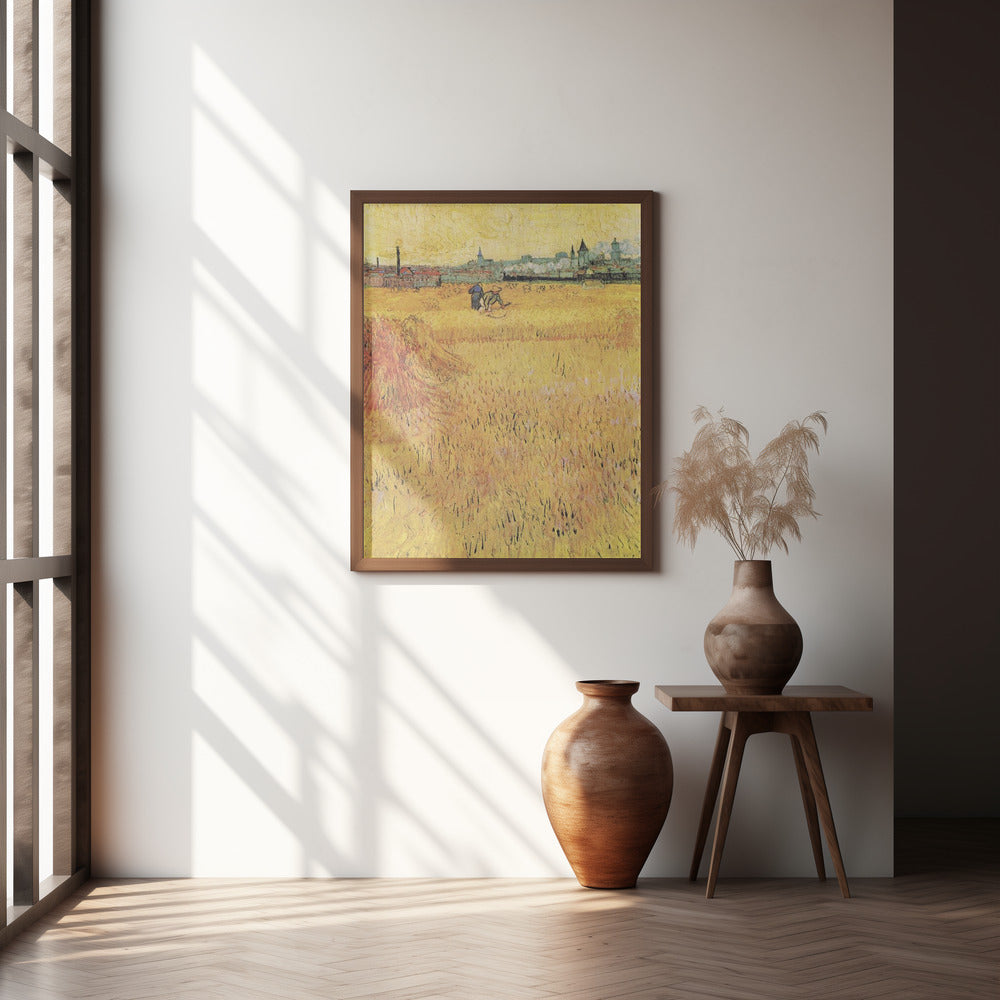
[895,0,1000,816]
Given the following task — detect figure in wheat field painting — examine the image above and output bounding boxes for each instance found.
[359,198,646,563]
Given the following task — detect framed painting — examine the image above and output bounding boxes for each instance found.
[350,190,654,571]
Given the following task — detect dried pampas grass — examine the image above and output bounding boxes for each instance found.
[657,407,828,560]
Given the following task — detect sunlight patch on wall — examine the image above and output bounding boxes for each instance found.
[308,178,351,374]
[192,48,304,330]
[191,510,358,875]
[375,600,565,876]
[192,45,302,195]
[191,261,348,598]
[189,43,358,869]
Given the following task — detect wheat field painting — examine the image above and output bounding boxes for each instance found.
[350,192,653,570]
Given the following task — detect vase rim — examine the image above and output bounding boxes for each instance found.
[576,680,640,697]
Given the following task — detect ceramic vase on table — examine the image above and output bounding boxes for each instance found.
[541,680,673,889]
[703,559,803,695]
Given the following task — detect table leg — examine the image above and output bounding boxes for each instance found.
[789,712,851,898]
[790,733,826,881]
[706,712,753,899]
[689,714,731,881]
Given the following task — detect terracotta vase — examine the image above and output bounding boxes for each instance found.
[704,560,803,695]
[541,680,673,889]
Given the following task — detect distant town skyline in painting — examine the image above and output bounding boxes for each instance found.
[363,202,642,288]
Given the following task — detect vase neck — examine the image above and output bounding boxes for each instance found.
[732,560,773,589]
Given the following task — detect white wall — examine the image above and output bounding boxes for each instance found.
[95,0,893,877]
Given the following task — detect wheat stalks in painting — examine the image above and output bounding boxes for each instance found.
[362,283,642,559]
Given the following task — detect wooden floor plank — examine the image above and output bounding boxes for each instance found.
[0,820,996,999]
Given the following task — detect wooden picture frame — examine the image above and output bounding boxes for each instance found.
[351,190,654,571]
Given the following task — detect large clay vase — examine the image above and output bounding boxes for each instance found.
[541,680,673,889]
[704,560,803,695]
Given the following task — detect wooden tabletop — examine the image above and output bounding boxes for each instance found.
[655,685,873,713]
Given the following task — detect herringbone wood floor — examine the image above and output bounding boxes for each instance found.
[1,820,997,999]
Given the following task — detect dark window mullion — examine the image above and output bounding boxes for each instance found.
[1,0,7,112]
[32,152,39,559]
[53,179,71,554]
[70,0,90,877]
[12,579,38,906]
[52,171,74,874]
[31,0,39,133]
[13,0,34,126]
[54,0,72,154]
[12,150,36,559]
[10,141,39,908]
[0,578,6,924]
[0,28,7,924]
[52,576,72,874]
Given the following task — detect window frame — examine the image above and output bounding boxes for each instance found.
[0,0,91,946]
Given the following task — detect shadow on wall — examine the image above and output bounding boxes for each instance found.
[188,45,561,876]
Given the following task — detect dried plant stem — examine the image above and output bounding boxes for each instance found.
[717,516,746,561]
[748,464,790,559]
[661,408,827,559]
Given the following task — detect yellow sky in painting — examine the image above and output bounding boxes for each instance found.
[363,202,641,267]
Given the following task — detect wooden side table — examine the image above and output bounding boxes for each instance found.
[655,685,873,899]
